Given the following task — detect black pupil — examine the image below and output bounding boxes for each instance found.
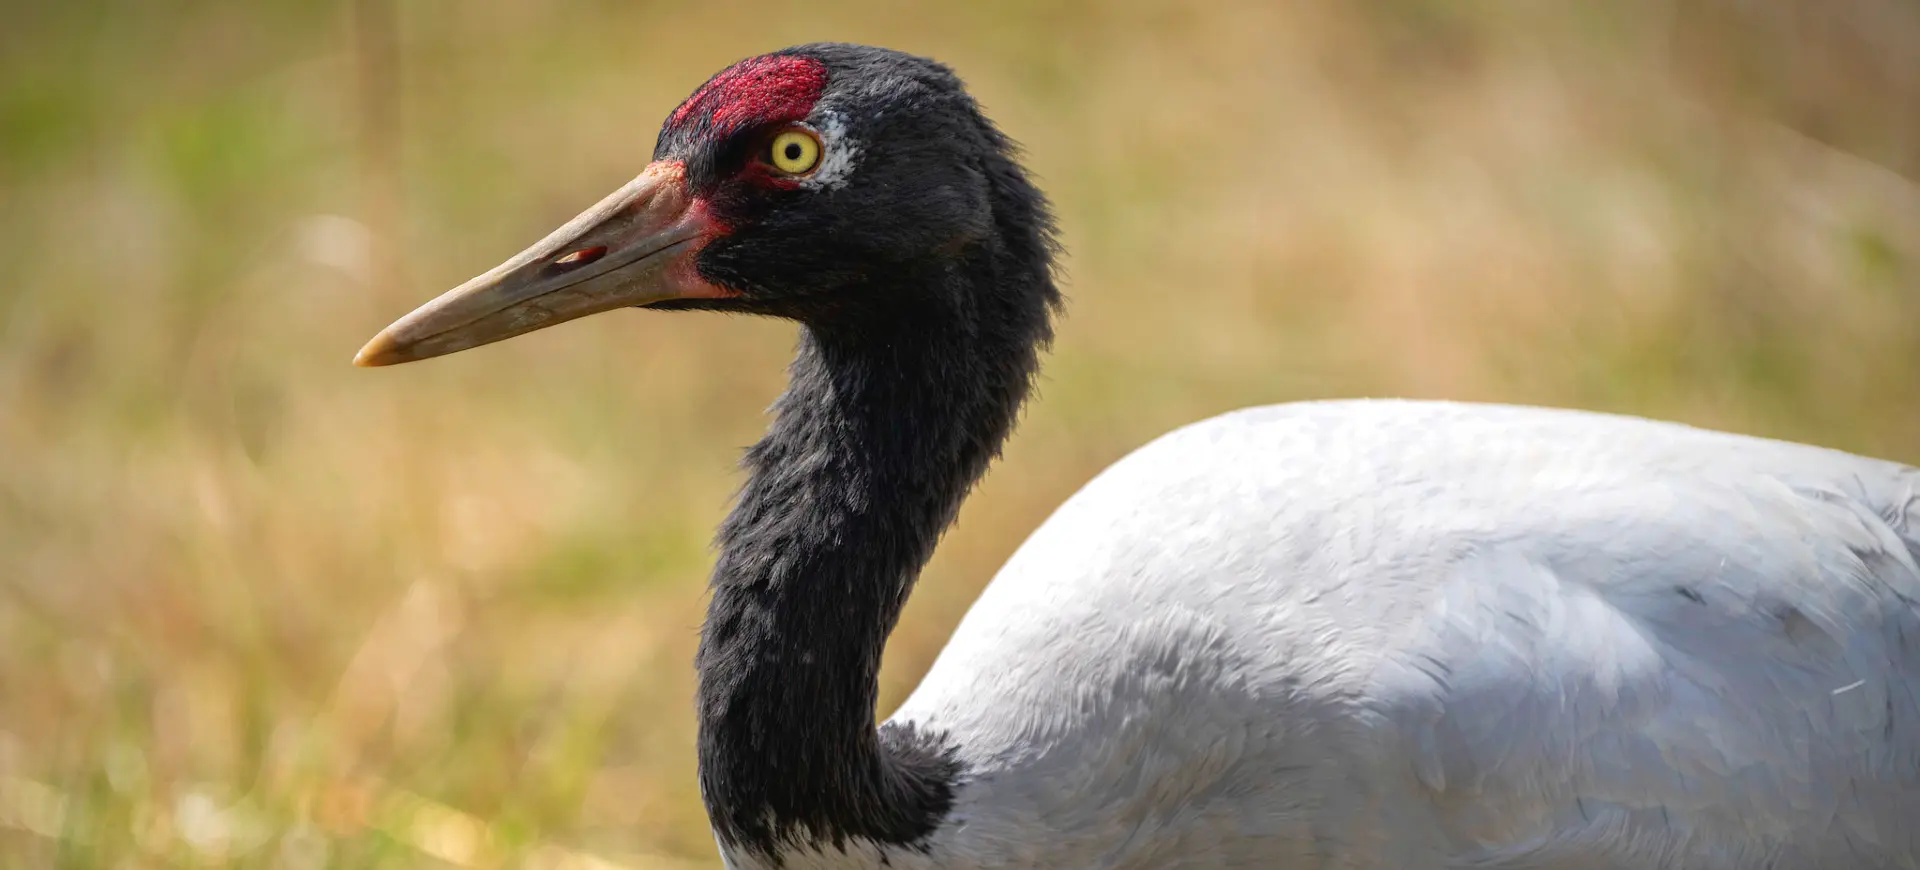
[783,142,803,161]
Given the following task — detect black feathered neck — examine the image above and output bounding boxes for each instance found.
[694,114,1059,858]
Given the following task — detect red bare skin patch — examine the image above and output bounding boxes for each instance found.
[674,195,740,300]
[669,55,828,138]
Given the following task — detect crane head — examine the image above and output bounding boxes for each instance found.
[355,44,1040,367]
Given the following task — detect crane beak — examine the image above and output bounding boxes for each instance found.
[353,161,725,367]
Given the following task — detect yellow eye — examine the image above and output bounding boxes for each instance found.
[768,129,822,175]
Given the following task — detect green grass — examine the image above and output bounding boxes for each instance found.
[1,0,1917,866]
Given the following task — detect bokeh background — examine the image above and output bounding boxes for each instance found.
[3,0,1918,866]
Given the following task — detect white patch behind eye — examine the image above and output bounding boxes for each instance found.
[802,111,860,190]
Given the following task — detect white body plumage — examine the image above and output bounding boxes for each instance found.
[731,400,1920,870]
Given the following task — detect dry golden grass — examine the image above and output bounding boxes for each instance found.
[1,0,1917,866]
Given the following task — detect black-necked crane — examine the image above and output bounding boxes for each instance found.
[357,43,1920,870]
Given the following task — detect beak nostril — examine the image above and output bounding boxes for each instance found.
[553,246,607,271]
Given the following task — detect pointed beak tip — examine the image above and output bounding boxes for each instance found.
[353,334,405,368]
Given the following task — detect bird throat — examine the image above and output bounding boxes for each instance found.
[693,287,1049,858]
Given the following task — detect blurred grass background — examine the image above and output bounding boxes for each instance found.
[2,0,1918,866]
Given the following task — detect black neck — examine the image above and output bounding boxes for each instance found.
[695,246,1055,855]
